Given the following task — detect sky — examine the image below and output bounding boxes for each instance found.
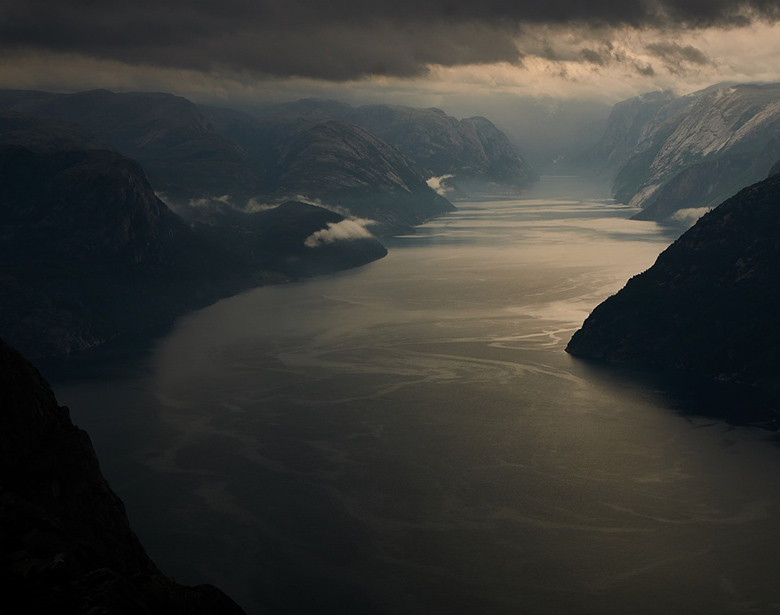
[3,0,780,165]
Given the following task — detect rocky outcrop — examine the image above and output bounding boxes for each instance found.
[0,337,247,613]
[567,172,780,396]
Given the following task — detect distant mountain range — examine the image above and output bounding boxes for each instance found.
[255,98,538,196]
[0,89,458,231]
[567,163,780,399]
[0,87,537,356]
[200,104,454,232]
[594,83,780,223]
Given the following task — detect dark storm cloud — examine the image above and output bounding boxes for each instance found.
[579,44,657,77]
[1,0,779,79]
[646,41,713,74]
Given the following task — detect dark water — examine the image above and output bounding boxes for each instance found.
[49,177,780,614]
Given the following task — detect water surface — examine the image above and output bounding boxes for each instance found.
[51,177,780,614]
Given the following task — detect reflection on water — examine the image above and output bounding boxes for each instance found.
[49,177,780,614]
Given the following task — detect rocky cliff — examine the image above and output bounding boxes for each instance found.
[567,171,780,396]
[0,338,247,613]
[591,90,684,178]
[598,83,780,222]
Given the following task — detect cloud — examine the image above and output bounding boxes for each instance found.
[577,42,656,76]
[244,197,279,212]
[292,195,353,217]
[2,1,780,81]
[188,194,232,208]
[669,207,711,225]
[304,218,375,248]
[646,41,713,74]
[426,174,456,196]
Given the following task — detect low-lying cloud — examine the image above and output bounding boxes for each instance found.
[188,194,232,208]
[244,197,280,212]
[304,218,375,248]
[426,174,456,196]
[670,207,711,225]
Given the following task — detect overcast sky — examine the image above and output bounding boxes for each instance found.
[3,1,780,163]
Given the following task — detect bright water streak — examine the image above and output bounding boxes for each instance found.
[52,177,780,615]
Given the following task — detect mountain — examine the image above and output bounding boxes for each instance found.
[591,90,694,179]
[178,199,388,277]
[255,98,537,195]
[597,83,780,222]
[0,89,453,231]
[0,115,387,357]
[0,89,261,202]
[566,169,780,397]
[200,106,454,231]
[0,337,247,613]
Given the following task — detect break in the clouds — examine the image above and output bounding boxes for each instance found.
[2,0,780,80]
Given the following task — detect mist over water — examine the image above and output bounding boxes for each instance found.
[50,177,780,614]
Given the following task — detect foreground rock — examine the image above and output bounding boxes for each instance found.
[0,338,247,614]
[567,172,780,397]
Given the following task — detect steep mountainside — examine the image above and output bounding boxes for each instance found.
[0,338,247,614]
[0,115,387,357]
[600,83,780,221]
[591,90,683,178]
[567,171,780,396]
[201,107,454,231]
[0,89,454,231]
[0,89,261,202]
[631,151,772,222]
[255,98,537,195]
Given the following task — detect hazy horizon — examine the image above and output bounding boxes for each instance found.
[5,1,780,171]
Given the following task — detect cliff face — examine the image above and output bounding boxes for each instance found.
[591,90,684,178]
[630,152,767,222]
[567,172,780,396]
[600,83,780,221]
[0,338,246,614]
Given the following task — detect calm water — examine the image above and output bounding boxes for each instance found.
[48,177,780,614]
